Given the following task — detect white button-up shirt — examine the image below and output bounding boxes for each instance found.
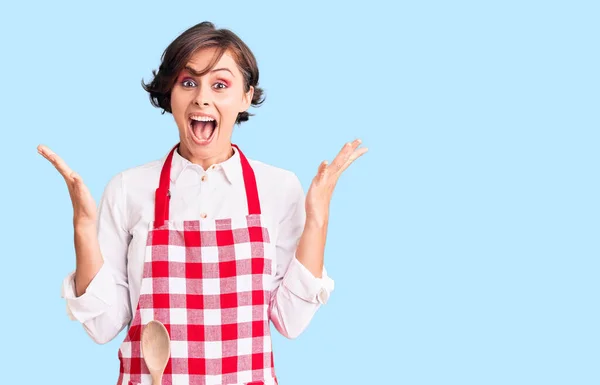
[61,146,334,344]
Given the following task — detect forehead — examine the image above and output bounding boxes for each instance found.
[186,47,241,76]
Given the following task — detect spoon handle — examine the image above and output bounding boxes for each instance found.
[151,373,163,385]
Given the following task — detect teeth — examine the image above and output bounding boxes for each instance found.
[190,116,215,122]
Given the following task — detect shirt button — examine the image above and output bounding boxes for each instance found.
[200,212,207,219]
[317,288,329,304]
[201,175,207,182]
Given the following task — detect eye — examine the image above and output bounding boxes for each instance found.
[213,82,228,90]
[181,78,196,88]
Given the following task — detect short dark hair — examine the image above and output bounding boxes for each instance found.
[142,21,265,124]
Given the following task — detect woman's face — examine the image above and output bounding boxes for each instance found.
[170,47,254,166]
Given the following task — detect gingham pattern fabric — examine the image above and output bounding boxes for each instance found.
[117,144,278,385]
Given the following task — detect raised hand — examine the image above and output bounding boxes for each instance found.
[37,144,97,227]
[305,139,368,224]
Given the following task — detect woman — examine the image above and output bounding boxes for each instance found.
[38,21,367,385]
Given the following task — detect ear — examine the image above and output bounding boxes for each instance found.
[241,85,254,112]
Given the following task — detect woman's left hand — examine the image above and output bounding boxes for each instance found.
[305,139,368,226]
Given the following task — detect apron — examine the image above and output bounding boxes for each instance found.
[117,144,278,385]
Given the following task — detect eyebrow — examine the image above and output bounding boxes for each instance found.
[184,66,235,77]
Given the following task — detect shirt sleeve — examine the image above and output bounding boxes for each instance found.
[269,172,335,339]
[60,172,133,344]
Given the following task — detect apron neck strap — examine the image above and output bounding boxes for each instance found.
[154,143,261,227]
[233,143,261,216]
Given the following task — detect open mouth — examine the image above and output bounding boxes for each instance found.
[189,114,218,145]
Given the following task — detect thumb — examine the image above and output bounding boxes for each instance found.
[70,171,81,183]
[318,160,328,176]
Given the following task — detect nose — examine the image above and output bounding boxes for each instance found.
[194,84,211,107]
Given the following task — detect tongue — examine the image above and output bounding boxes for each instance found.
[193,121,215,140]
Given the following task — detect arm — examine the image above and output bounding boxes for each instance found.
[298,139,368,276]
[61,172,133,344]
[38,144,133,345]
[269,139,367,339]
[269,173,334,339]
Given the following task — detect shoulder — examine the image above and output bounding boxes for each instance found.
[245,157,306,225]
[246,157,304,197]
[120,157,163,183]
[102,156,164,198]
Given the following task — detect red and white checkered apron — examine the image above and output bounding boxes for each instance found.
[117,144,278,385]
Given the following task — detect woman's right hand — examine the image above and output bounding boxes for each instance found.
[37,144,97,228]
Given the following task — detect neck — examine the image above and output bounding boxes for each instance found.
[178,143,234,170]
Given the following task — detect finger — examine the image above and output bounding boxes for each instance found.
[37,144,54,161]
[349,146,368,162]
[329,139,360,173]
[38,146,75,181]
[331,139,364,173]
[339,147,368,173]
[70,171,83,184]
[70,173,92,205]
[317,160,328,180]
[72,180,92,207]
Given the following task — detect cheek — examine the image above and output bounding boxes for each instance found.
[214,93,244,114]
[169,92,189,130]
[170,89,188,113]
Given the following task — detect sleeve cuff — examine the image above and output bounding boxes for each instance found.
[282,258,335,304]
[60,263,116,323]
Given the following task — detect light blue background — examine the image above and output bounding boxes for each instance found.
[1,1,598,384]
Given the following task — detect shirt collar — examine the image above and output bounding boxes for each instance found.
[168,145,242,185]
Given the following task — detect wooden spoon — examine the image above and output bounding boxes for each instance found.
[141,320,171,385]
